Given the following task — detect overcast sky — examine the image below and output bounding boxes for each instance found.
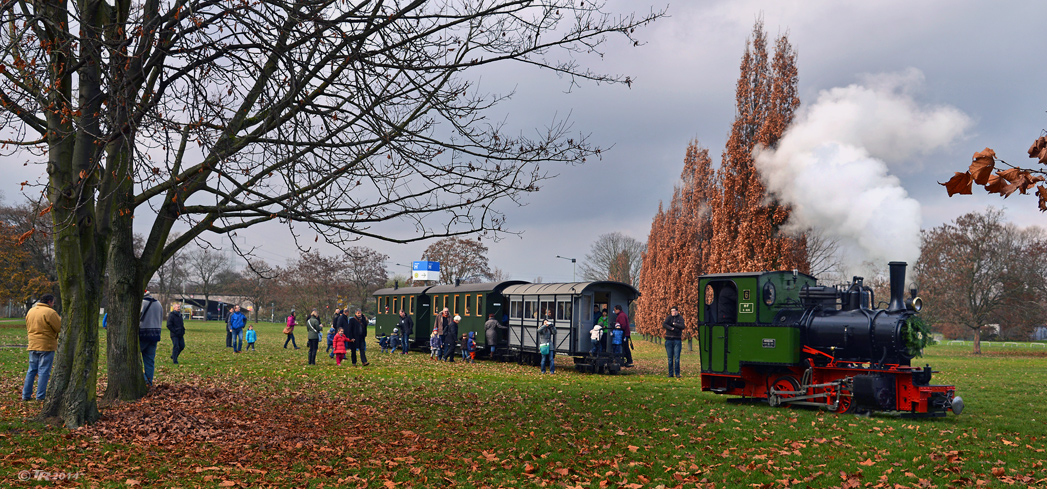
[5,1,1046,283]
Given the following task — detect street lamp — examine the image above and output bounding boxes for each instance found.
[556,255,577,282]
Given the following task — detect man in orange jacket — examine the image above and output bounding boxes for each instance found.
[23,294,61,401]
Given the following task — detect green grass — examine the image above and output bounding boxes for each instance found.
[1,319,1045,487]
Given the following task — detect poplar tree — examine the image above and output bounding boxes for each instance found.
[708,21,807,274]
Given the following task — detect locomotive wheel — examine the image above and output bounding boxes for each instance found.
[769,376,801,407]
[828,385,855,414]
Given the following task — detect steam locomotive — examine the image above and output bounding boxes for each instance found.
[697,262,963,416]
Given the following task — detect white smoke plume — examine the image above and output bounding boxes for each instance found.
[754,68,972,275]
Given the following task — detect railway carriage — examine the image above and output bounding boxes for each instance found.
[373,285,432,350]
[501,281,639,371]
[373,281,525,352]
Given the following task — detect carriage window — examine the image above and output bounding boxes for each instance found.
[510,300,522,319]
[454,295,460,316]
[444,295,450,313]
[524,300,536,319]
[464,295,471,316]
[556,300,572,321]
[539,301,555,319]
[392,297,398,314]
[476,294,483,316]
[401,296,407,313]
[410,296,415,315]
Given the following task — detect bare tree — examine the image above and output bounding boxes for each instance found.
[186,248,232,321]
[488,266,511,282]
[235,260,280,322]
[148,234,188,309]
[422,237,492,284]
[342,246,388,315]
[282,251,347,316]
[580,232,645,287]
[915,208,1045,353]
[805,228,842,281]
[1,0,662,426]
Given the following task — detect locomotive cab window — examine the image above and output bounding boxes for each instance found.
[705,281,738,324]
[476,295,483,316]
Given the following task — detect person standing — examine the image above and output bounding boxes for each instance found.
[397,310,413,354]
[592,304,601,327]
[225,308,233,348]
[305,310,323,365]
[284,311,299,349]
[168,303,186,364]
[442,314,459,362]
[433,308,452,360]
[228,305,247,353]
[614,305,633,367]
[23,294,60,401]
[663,306,685,378]
[140,291,163,386]
[484,313,507,357]
[347,309,369,366]
[537,309,556,374]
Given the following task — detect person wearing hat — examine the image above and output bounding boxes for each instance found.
[389,328,401,352]
[442,314,460,362]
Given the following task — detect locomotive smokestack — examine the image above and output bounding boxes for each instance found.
[887,261,907,312]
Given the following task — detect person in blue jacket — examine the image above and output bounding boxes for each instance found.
[245,324,257,351]
[228,305,247,353]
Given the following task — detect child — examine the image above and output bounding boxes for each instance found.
[429,328,442,360]
[460,333,469,362]
[378,334,391,353]
[245,324,257,351]
[590,323,603,356]
[466,331,477,363]
[389,328,401,352]
[326,326,336,358]
[333,329,348,366]
[611,323,624,355]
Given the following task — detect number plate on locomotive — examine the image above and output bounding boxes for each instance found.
[762,339,776,348]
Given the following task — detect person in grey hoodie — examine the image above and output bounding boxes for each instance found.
[140,291,163,386]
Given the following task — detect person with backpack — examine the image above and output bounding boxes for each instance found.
[305,310,323,365]
[283,311,299,349]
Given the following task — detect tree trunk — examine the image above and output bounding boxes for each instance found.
[104,228,148,400]
[973,328,982,355]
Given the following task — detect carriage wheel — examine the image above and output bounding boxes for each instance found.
[769,376,801,408]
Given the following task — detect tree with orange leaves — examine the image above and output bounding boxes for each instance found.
[636,142,715,343]
[638,21,808,344]
[707,21,807,275]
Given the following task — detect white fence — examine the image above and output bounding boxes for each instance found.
[946,340,1046,348]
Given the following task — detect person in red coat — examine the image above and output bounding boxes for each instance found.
[614,305,633,367]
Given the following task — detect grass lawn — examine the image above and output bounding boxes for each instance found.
[1,319,1045,488]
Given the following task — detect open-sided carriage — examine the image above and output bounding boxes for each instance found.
[501,281,640,374]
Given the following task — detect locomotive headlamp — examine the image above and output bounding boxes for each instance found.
[908,297,923,312]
